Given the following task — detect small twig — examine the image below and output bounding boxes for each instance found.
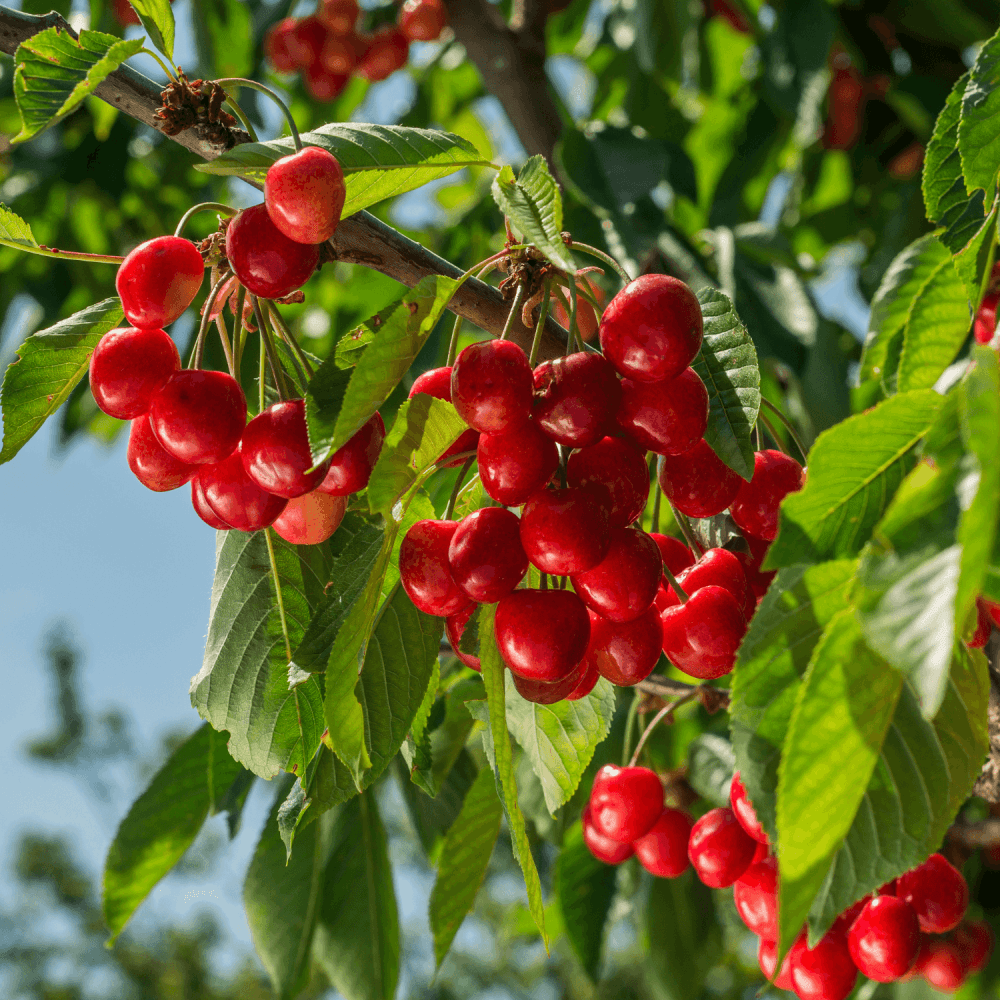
[635,674,731,711]
[761,397,808,462]
[946,817,1000,849]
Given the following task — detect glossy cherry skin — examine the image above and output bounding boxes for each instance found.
[127,414,198,492]
[730,772,768,844]
[571,527,662,623]
[320,0,359,33]
[315,412,385,495]
[847,895,921,982]
[658,547,748,611]
[589,764,663,843]
[511,658,588,704]
[89,326,180,419]
[199,449,288,531]
[955,920,993,973]
[356,25,409,81]
[304,62,349,101]
[687,807,757,888]
[478,421,559,507]
[661,585,747,680]
[289,15,328,66]
[272,491,348,545]
[532,352,621,448]
[399,0,447,40]
[494,588,590,682]
[519,486,610,574]
[896,854,969,935]
[566,656,600,700]
[191,476,231,528]
[915,937,965,991]
[583,606,663,686]
[971,600,993,648]
[451,340,533,433]
[320,33,358,74]
[649,533,695,577]
[616,368,709,455]
[975,292,998,345]
[116,236,204,331]
[734,857,778,939]
[758,938,794,991]
[408,366,479,467]
[445,603,481,672]
[448,507,528,603]
[226,203,320,300]
[399,520,471,617]
[731,449,805,542]
[582,804,634,865]
[567,435,649,528]
[789,927,859,1000]
[658,438,744,518]
[633,807,693,878]
[264,18,299,72]
[241,399,329,499]
[599,274,703,383]
[265,146,346,245]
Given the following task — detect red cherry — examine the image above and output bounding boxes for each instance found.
[304,62,349,101]
[616,368,709,455]
[320,0,359,33]
[687,807,756,888]
[954,920,993,973]
[265,146,346,245]
[116,236,204,330]
[111,0,141,26]
[589,764,662,843]
[320,33,358,74]
[752,840,771,865]
[658,547,748,611]
[731,449,805,542]
[478,421,559,507]
[191,476,230,528]
[519,486,610,574]
[824,66,865,150]
[633,807,693,878]
[759,938,794,990]
[264,18,299,72]
[599,274,703,383]
[566,435,649,529]
[661,585,747,680]
[226,203,320,300]
[971,606,992,646]
[511,658,588,704]
[551,277,603,341]
[315,412,385,495]
[494,588,590,682]
[272,491,347,545]
[648,533,695,577]
[915,937,965,991]
[657,438,743,518]
[448,507,528,603]
[896,854,969,935]
[127,413,197,492]
[566,656,600,700]
[89,326,180,419]
[532,352,622,447]
[734,857,778,939]
[445,604,481,672]
[848,895,921,982]
[582,804,634,865]
[730,772,768,844]
[408,366,479,466]
[975,292,998,345]
[790,927,859,1000]
[451,340,533,433]
[199,449,288,531]
[356,26,409,81]
[571,526,662,623]
[399,0,447,40]
[288,16,327,67]
[583,606,663,686]
[399,520,471,617]
[241,399,328,499]
[148,370,247,466]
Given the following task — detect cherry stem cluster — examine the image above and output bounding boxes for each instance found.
[443,456,476,520]
[567,240,633,284]
[499,284,526,343]
[671,506,706,556]
[190,272,232,370]
[628,687,701,767]
[528,277,552,368]
[253,297,292,402]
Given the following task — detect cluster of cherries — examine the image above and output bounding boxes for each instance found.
[583,765,992,996]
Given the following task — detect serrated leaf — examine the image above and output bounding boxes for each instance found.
[0,202,39,251]
[686,733,735,808]
[128,0,175,60]
[959,30,1000,198]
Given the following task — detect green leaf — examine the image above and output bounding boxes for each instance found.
[492,155,576,272]
[127,0,175,60]
[190,0,253,78]
[12,28,144,142]
[0,297,123,464]
[102,723,244,942]
[429,767,503,968]
[399,658,439,795]
[196,124,490,218]
[766,390,942,568]
[0,202,39,252]
[693,287,761,481]
[686,733,736,808]
[959,30,1000,198]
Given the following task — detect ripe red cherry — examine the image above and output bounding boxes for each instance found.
[633,807,693,878]
[304,62,349,101]
[657,438,743,518]
[89,326,180,419]
[975,292,998,345]
[519,486,610,574]
[289,15,328,67]
[399,520,471,617]
[399,0,447,40]
[478,421,559,507]
[226,203,320,300]
[315,412,385,495]
[494,588,590,681]
[599,274,703,383]
[321,33,358,74]
[915,937,965,991]
[148,370,247,465]
[896,854,969,935]
[191,476,230,528]
[658,547,748,611]
[731,449,805,542]
[583,606,663,686]
[734,857,778,939]
[116,236,204,330]
[127,414,197,491]
[511,659,588,704]
[789,927,859,1000]
[759,938,794,991]
[648,533,695,577]
[567,657,600,700]
[582,804,634,865]
[199,449,289,531]
[356,25,409,81]
[445,604,481,672]
[571,526,662,623]
[532,352,622,447]
[661,585,747,680]
[971,599,993,648]
[451,340,533,433]
[687,807,757,888]
[272,491,347,545]
[566,435,650,528]
[955,920,992,973]
[265,146,346,245]
[730,772,768,844]
[241,399,328,499]
[616,368,709,455]
[320,0,359,33]
[848,895,921,982]
[264,18,299,72]
[589,764,663,843]
[408,366,479,466]
[448,507,528,603]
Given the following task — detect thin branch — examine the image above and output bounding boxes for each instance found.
[635,674,731,711]
[946,818,1000,849]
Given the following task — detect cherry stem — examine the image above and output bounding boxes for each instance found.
[621,691,641,766]
[174,202,235,239]
[222,96,258,142]
[628,689,700,767]
[264,528,293,661]
[540,572,549,590]
[258,332,267,413]
[528,277,552,368]
[567,241,632,284]
[254,297,291,400]
[214,314,236,378]
[190,272,232,370]
[552,283,578,355]
[760,397,808,462]
[267,302,315,379]
[651,457,664,534]
[139,47,178,82]
[1,240,123,264]
[499,284,525,342]
[232,284,247,375]
[443,456,476,520]
[758,412,784,454]
[754,421,761,451]
[446,310,464,367]
[662,563,689,603]
[214,78,302,151]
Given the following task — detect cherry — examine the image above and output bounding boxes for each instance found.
[272,491,348,545]
[896,854,969,934]
[734,857,778,939]
[289,15,328,67]
[226,203,320,300]
[758,938,794,991]
[445,604,481,672]
[148,370,247,466]
[551,277,603,341]
[320,0,360,34]
[315,412,385,496]
[304,62,349,101]
[648,533,695,577]
[532,352,621,447]
[265,146,346,245]
[399,520,471,617]
[847,895,921,982]
[116,236,204,330]
[975,292,998,345]
[408,366,479,467]
[633,807,693,878]
[661,585,747,680]
[511,659,588,704]
[519,486,610,574]
[448,507,528,603]
[494,588,590,682]
[199,449,288,531]
[789,927,859,1000]
[399,0,447,41]
[566,435,650,528]
[583,606,663,686]
[599,274,703,383]
[752,840,771,865]
[658,547,748,611]
[127,414,197,492]
[356,26,409,81]
[616,368,709,455]
[89,326,180,419]
[191,476,231,528]
[954,920,992,973]
[321,33,358,74]
[241,399,328,499]
[566,657,600,700]
[571,526,662,623]
[739,532,776,598]
[451,340,533,433]
[478,421,559,507]
[589,764,663,843]
[824,65,865,151]
[111,0,141,26]
[730,772,768,844]
[916,937,965,991]
[657,438,743,518]
[582,804,634,865]
[972,597,998,647]
[265,18,299,72]
[687,807,756,888]
[731,449,805,542]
